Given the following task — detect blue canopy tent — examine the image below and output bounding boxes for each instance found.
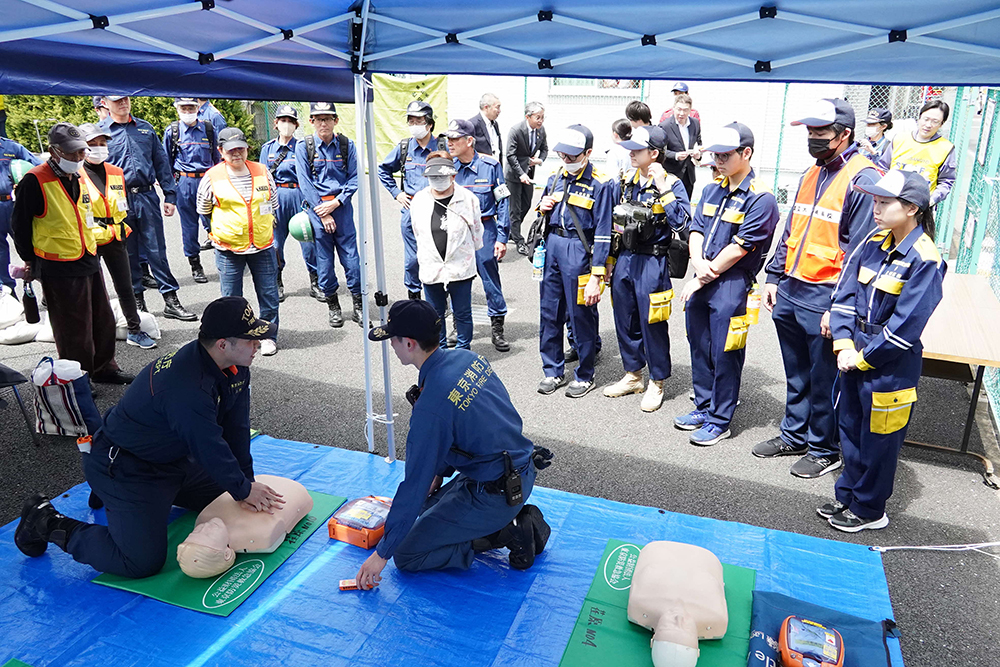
[3,0,1000,459]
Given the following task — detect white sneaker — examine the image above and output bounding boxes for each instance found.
[603,371,644,398]
[641,379,664,412]
[260,339,277,356]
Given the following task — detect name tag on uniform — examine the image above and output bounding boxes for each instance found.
[493,183,510,200]
[85,209,98,228]
[260,202,273,216]
[117,197,128,212]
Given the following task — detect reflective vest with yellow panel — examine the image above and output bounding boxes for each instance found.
[30,162,98,261]
[888,132,953,193]
[207,161,274,252]
[83,163,131,246]
[784,153,876,284]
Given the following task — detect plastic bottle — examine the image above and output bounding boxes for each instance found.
[22,281,40,324]
[746,283,762,325]
[532,242,546,282]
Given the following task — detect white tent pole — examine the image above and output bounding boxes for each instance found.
[353,73,377,455]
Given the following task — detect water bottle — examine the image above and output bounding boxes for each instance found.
[746,283,762,325]
[532,243,545,282]
[22,281,40,324]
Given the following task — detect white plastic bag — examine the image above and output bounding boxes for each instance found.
[34,313,55,342]
[0,285,24,329]
[0,321,42,345]
[115,309,162,340]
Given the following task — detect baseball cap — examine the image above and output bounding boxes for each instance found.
[103,95,127,102]
[791,98,855,128]
[200,296,274,340]
[619,125,667,151]
[444,119,475,139]
[275,104,299,121]
[77,122,111,143]
[368,300,442,342]
[48,123,89,153]
[218,127,248,150]
[174,97,198,106]
[703,122,755,153]
[92,96,106,109]
[552,124,594,156]
[671,82,689,93]
[424,156,457,177]
[853,169,931,210]
[406,100,433,118]
[309,101,337,116]
[866,107,893,124]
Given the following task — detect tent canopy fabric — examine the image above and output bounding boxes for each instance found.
[2,0,1000,100]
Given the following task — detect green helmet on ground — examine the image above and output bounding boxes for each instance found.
[288,210,314,243]
[10,159,34,185]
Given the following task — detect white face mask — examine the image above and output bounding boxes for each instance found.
[277,120,296,138]
[563,157,586,174]
[179,112,198,125]
[409,124,429,140]
[865,126,882,139]
[428,176,452,192]
[86,146,109,164]
[55,151,83,173]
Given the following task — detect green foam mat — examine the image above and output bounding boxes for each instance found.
[3,660,35,667]
[93,491,345,616]
[559,539,756,667]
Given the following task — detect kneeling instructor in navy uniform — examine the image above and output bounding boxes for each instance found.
[14,296,285,578]
[356,300,552,589]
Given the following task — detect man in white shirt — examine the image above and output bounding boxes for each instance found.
[469,93,503,167]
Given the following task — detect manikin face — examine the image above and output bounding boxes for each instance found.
[177,517,235,579]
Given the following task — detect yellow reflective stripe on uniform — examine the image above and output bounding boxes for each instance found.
[832,338,856,353]
[857,266,876,284]
[856,350,874,371]
[549,190,564,202]
[721,208,745,224]
[567,193,594,209]
[702,203,718,217]
[873,275,905,295]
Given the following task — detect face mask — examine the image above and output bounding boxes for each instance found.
[179,112,198,125]
[563,158,585,174]
[428,176,451,192]
[409,124,429,140]
[56,153,83,173]
[277,121,296,137]
[865,126,881,139]
[807,137,837,160]
[86,146,109,164]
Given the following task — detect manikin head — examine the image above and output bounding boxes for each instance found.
[177,517,235,578]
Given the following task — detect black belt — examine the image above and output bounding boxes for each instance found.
[276,182,299,189]
[127,184,153,194]
[94,216,113,225]
[856,317,884,335]
[629,242,671,257]
[547,226,593,243]
[0,194,11,202]
[481,462,531,494]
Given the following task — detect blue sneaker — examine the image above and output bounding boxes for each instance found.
[674,409,708,431]
[689,423,731,447]
[127,331,157,350]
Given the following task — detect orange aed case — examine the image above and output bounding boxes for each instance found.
[778,616,845,667]
[328,496,393,549]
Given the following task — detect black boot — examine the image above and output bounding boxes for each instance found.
[134,292,148,313]
[276,269,286,303]
[14,493,83,557]
[328,294,344,328]
[309,271,326,302]
[491,315,510,352]
[140,263,157,289]
[189,255,207,284]
[407,290,422,300]
[351,292,363,326]
[163,291,197,321]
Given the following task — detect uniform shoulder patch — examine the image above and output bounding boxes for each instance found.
[914,233,942,264]
[479,153,500,167]
[748,178,772,195]
[870,229,891,244]
[590,167,613,183]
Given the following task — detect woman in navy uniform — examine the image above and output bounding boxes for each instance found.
[603,125,690,412]
[824,170,945,532]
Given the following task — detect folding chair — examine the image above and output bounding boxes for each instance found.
[0,362,39,446]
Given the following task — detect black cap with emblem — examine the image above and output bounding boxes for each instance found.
[200,296,274,340]
[368,300,441,342]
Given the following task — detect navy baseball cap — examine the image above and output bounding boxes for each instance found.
[791,98,855,128]
[406,100,433,118]
[444,119,475,139]
[853,170,931,210]
[866,107,893,124]
[368,300,442,342]
[620,125,668,151]
[671,82,689,93]
[275,105,299,121]
[703,122,755,153]
[552,124,594,155]
[174,97,198,106]
[78,122,111,142]
[218,127,248,150]
[309,102,337,116]
[92,96,106,109]
[200,296,274,340]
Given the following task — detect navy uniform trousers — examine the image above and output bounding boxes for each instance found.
[311,203,361,297]
[475,215,507,317]
[66,433,227,578]
[685,271,751,428]
[175,174,204,258]
[394,465,536,572]
[539,232,599,383]
[400,207,421,294]
[273,185,317,275]
[772,293,839,457]
[611,251,673,381]
[126,190,180,295]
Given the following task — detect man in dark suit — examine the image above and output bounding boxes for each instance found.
[659,93,702,198]
[468,93,503,167]
[504,102,548,255]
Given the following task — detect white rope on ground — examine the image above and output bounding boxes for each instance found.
[871,541,1000,561]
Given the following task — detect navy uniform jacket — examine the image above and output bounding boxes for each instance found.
[162,121,220,174]
[691,168,780,277]
[99,115,178,204]
[542,161,619,274]
[831,227,945,380]
[260,137,300,185]
[1,137,41,195]
[377,348,534,561]
[377,136,442,198]
[99,340,254,501]
[618,168,691,246]
[198,101,228,135]
[294,133,358,214]
[764,145,879,311]
[453,152,511,243]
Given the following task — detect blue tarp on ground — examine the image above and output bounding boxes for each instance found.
[0,436,904,667]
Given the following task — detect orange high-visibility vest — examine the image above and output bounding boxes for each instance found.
[30,163,97,261]
[207,161,274,252]
[83,163,131,246]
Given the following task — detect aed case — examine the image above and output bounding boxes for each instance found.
[328,496,392,549]
[778,616,845,667]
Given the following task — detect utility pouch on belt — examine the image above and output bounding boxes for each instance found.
[724,315,750,352]
[502,451,523,507]
[622,221,640,251]
[648,289,674,324]
[577,273,606,305]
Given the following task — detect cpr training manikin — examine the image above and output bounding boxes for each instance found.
[627,541,729,667]
[176,475,313,578]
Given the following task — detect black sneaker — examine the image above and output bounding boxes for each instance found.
[564,348,579,363]
[816,500,847,519]
[537,375,567,395]
[15,493,55,557]
[752,436,808,459]
[92,368,135,385]
[516,241,529,256]
[519,505,551,556]
[506,510,537,570]
[790,454,843,479]
[829,509,889,533]
[565,380,596,398]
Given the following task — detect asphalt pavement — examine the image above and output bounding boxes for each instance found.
[1,184,998,667]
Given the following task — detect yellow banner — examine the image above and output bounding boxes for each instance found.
[372,73,448,163]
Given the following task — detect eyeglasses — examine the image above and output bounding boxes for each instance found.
[312,116,336,124]
[713,150,737,164]
[407,118,428,126]
[557,152,583,162]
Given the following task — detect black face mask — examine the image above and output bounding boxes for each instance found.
[808,137,837,160]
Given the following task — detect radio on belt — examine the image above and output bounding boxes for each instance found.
[328,496,393,549]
